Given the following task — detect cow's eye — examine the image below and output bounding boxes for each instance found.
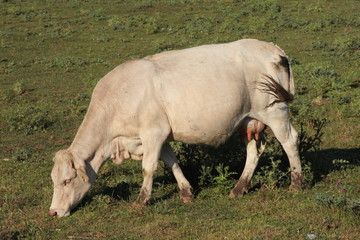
[64,179,71,186]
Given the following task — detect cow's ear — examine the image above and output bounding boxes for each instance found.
[77,166,89,182]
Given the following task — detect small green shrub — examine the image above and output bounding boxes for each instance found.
[298,119,326,154]
[217,14,243,34]
[68,93,89,116]
[252,158,289,190]
[40,20,76,39]
[311,40,328,50]
[152,39,179,51]
[213,163,237,192]
[86,194,114,212]
[294,62,343,101]
[275,14,309,29]
[93,36,110,43]
[170,133,246,190]
[135,0,153,10]
[332,159,350,170]
[1,89,16,102]
[13,81,27,95]
[297,118,327,185]
[144,15,163,34]
[247,0,281,14]
[315,180,360,215]
[43,56,107,72]
[107,14,161,33]
[12,148,32,161]
[7,104,54,135]
[314,36,360,57]
[83,7,105,19]
[82,77,99,93]
[46,56,87,68]
[305,21,331,32]
[332,36,359,51]
[198,165,214,187]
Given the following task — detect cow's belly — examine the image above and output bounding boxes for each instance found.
[170,110,248,146]
[161,77,250,146]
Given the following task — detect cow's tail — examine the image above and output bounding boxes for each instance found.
[257,53,295,107]
[258,74,294,107]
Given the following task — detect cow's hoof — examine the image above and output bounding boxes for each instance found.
[180,188,193,203]
[229,188,246,198]
[229,191,236,199]
[229,190,239,199]
[134,189,151,205]
[290,173,302,191]
[181,196,194,203]
[289,184,302,192]
[131,201,146,210]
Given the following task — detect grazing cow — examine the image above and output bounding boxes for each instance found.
[49,39,302,217]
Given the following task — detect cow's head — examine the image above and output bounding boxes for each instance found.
[49,149,90,217]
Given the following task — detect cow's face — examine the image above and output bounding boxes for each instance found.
[49,150,90,217]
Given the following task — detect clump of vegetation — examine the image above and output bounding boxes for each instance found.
[316,180,360,215]
[311,35,360,58]
[6,103,54,135]
[169,132,246,191]
[252,158,289,190]
[213,163,237,191]
[1,89,16,102]
[43,57,107,72]
[12,148,32,161]
[1,81,29,102]
[12,82,27,95]
[170,115,327,194]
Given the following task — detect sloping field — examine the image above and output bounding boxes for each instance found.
[1,0,359,239]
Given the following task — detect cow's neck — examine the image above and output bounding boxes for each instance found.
[69,104,110,172]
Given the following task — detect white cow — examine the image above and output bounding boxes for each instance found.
[50,39,302,217]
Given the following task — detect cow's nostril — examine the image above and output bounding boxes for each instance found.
[49,209,57,217]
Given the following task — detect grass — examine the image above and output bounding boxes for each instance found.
[0,0,359,239]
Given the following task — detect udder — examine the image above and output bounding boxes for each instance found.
[244,119,265,142]
[110,137,143,164]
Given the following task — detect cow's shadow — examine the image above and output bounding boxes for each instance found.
[74,147,359,215]
[302,148,360,182]
[74,174,177,214]
[246,147,360,193]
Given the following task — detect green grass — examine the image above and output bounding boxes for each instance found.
[0,0,359,239]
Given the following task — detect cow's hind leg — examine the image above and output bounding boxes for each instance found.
[261,106,302,190]
[229,134,266,198]
[161,143,193,203]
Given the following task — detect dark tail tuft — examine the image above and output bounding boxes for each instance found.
[258,74,294,107]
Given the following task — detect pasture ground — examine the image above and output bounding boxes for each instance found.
[1,0,359,239]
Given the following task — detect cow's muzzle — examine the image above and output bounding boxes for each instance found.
[49,209,69,217]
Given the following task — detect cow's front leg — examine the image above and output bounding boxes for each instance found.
[160,143,193,203]
[134,125,170,205]
[229,134,266,198]
[134,139,161,205]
